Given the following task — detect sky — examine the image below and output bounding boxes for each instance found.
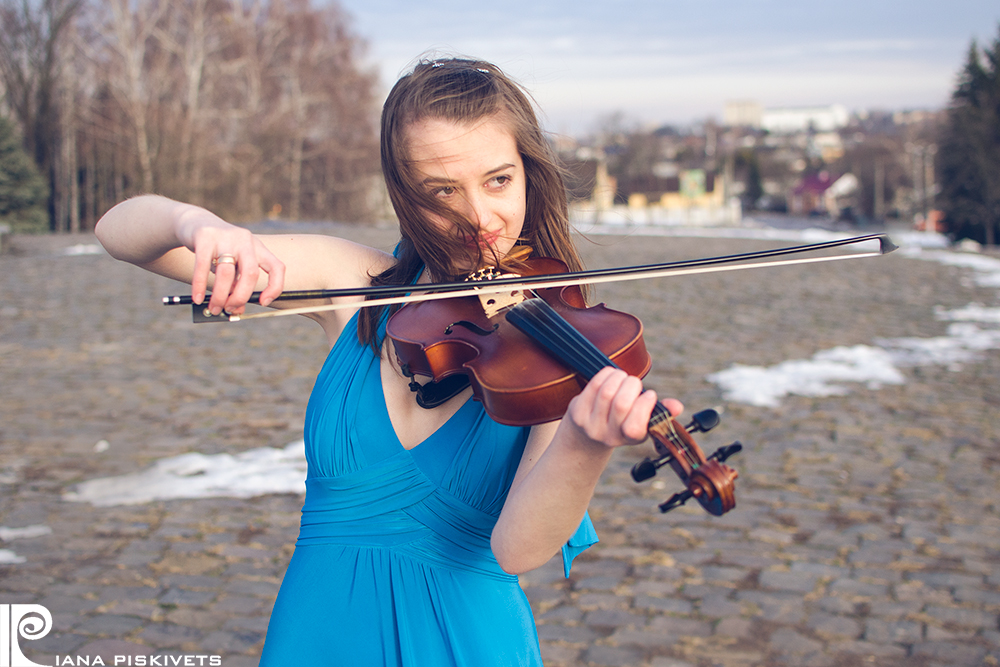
[331,0,1000,135]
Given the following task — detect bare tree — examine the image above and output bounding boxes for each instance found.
[88,0,170,193]
[3,0,379,229]
[0,0,83,230]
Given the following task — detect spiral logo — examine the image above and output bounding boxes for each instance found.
[1,604,52,667]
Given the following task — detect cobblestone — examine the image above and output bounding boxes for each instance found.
[3,225,1000,666]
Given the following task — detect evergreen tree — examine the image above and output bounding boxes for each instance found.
[939,30,1000,246]
[0,114,48,233]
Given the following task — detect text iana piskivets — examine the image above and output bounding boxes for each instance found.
[54,657,222,666]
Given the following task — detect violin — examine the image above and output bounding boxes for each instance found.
[385,256,742,516]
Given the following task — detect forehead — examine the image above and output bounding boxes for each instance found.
[404,117,521,177]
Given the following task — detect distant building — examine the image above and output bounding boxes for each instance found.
[892,109,936,126]
[569,168,741,227]
[723,102,850,133]
[561,151,616,210]
[724,101,763,128]
[762,105,849,134]
[789,171,858,216]
[809,132,844,162]
[621,170,721,211]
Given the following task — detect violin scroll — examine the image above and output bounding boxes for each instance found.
[632,407,741,515]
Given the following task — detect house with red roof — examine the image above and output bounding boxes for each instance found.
[789,171,858,217]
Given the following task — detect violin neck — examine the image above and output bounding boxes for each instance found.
[507,297,675,422]
[506,298,618,380]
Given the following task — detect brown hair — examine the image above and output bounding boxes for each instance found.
[358,57,585,352]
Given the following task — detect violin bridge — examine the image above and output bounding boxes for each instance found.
[466,267,527,318]
[475,285,526,318]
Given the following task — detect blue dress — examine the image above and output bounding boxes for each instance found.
[260,310,597,666]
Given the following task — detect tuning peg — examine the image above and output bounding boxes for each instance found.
[685,408,721,434]
[631,459,658,482]
[631,452,675,482]
[659,489,694,513]
[708,441,743,463]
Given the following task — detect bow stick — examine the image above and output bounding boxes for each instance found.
[164,233,897,323]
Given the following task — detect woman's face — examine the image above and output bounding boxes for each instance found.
[404,116,526,268]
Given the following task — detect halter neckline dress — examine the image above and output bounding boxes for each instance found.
[259,308,597,666]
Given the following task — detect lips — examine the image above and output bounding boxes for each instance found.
[459,230,499,249]
[478,231,500,247]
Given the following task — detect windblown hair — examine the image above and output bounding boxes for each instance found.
[358,57,585,352]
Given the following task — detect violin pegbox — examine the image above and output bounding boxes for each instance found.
[632,407,742,516]
[465,266,527,319]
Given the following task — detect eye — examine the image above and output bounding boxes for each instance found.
[488,174,512,190]
[432,186,456,198]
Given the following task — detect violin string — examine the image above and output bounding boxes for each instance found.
[668,418,699,469]
[539,307,611,378]
[523,299,614,379]
[650,402,699,469]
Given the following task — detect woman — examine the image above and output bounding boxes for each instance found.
[96,57,681,665]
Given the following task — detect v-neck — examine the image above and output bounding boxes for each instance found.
[376,353,474,452]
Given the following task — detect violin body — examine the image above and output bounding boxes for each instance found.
[386,257,652,426]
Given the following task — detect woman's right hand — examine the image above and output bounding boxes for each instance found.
[175,205,286,316]
[98,194,386,337]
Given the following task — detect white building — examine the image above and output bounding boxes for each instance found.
[761,105,849,133]
[723,101,763,128]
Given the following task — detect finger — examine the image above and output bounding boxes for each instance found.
[618,387,658,443]
[587,367,629,422]
[208,261,237,314]
[226,254,261,315]
[661,398,684,418]
[606,374,645,424]
[190,244,216,305]
[565,367,613,431]
[256,249,286,307]
[573,368,639,445]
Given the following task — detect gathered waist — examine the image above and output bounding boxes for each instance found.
[297,460,512,580]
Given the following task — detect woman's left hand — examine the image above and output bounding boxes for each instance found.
[562,367,683,450]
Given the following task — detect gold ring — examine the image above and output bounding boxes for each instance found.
[212,254,237,267]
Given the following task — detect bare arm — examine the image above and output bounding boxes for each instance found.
[96,195,391,336]
[491,368,683,574]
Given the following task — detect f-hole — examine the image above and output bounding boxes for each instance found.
[444,321,500,336]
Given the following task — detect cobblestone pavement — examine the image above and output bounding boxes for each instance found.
[1,225,998,667]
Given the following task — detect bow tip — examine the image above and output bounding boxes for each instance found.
[878,235,898,255]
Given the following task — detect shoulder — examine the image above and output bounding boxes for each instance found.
[257,234,395,291]
[255,234,396,338]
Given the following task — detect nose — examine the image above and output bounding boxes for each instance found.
[463,191,491,228]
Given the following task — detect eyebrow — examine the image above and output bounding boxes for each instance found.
[420,163,516,186]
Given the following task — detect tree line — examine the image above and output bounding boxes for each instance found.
[0,0,381,234]
[939,25,1000,246]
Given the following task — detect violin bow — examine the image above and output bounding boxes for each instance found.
[163,233,897,323]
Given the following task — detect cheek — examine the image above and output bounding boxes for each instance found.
[419,206,455,232]
[508,197,527,232]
